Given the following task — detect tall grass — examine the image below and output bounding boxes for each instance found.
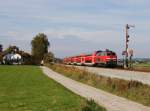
[47,64,150,107]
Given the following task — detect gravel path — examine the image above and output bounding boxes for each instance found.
[73,66,150,85]
[41,66,150,111]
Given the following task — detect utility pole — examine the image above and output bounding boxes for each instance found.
[124,24,135,68]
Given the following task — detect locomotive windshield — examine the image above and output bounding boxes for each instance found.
[107,52,116,56]
[96,51,116,56]
[96,52,106,56]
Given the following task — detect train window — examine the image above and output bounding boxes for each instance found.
[112,53,116,56]
[96,52,106,56]
[96,51,116,56]
[96,52,101,56]
[101,52,106,56]
[107,53,111,56]
[107,52,116,56]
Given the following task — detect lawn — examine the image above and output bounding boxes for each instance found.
[0,65,105,111]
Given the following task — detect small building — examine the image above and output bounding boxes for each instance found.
[3,53,22,65]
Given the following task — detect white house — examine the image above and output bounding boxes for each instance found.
[3,53,22,64]
[11,54,21,60]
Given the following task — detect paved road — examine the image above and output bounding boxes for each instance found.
[73,66,150,85]
[41,66,150,111]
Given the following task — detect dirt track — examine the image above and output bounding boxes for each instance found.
[41,66,150,111]
[73,66,150,85]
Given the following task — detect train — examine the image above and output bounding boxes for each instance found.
[63,49,117,67]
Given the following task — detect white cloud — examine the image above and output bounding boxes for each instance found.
[43,28,122,44]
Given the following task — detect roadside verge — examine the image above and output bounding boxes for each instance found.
[41,66,150,111]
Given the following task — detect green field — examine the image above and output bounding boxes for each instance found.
[0,65,105,111]
[134,63,150,67]
[133,63,150,72]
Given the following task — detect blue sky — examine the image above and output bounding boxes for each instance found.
[0,0,150,58]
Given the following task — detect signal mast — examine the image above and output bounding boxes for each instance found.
[124,24,135,68]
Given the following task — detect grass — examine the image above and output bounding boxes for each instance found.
[134,63,150,67]
[0,65,106,111]
[133,63,150,72]
[47,64,150,107]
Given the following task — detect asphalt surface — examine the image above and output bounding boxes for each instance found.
[41,66,150,111]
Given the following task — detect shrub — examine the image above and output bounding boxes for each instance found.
[43,52,54,64]
[82,100,106,111]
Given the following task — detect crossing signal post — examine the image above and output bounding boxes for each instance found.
[124,24,135,68]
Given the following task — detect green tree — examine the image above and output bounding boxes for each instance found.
[18,51,33,65]
[0,44,3,63]
[31,33,50,64]
[0,44,3,53]
[43,52,54,64]
[0,53,2,63]
[4,45,19,54]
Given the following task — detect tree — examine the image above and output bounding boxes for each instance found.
[43,52,54,64]
[0,44,3,63]
[18,51,33,65]
[0,44,3,53]
[0,53,2,63]
[4,45,19,54]
[31,33,50,64]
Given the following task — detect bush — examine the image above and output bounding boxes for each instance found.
[43,52,54,64]
[82,100,106,111]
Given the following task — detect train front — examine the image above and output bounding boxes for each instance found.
[105,50,117,67]
[95,50,117,67]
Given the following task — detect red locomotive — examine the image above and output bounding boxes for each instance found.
[63,49,117,67]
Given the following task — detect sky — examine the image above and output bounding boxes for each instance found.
[0,0,150,58]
